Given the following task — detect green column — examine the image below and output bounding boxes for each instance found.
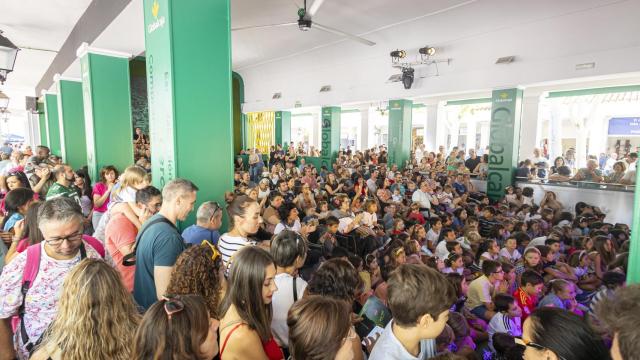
[486,88,523,201]
[388,99,413,168]
[628,167,640,284]
[321,106,341,170]
[143,0,233,227]
[78,45,134,181]
[43,93,62,157]
[37,100,47,146]
[275,111,291,146]
[55,76,87,169]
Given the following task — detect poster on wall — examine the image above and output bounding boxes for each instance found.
[608,117,640,136]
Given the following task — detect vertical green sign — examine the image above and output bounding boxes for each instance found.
[388,99,412,168]
[143,0,234,228]
[43,94,62,157]
[487,88,523,200]
[275,111,291,146]
[56,78,88,169]
[628,166,640,284]
[37,100,47,146]
[321,106,341,170]
[79,49,134,181]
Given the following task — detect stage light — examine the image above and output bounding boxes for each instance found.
[418,46,436,57]
[402,67,414,89]
[390,50,406,59]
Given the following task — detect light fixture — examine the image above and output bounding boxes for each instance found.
[0,91,9,111]
[418,46,436,57]
[0,31,19,84]
[390,50,406,62]
[401,67,414,89]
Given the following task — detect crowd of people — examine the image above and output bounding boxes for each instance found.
[0,141,638,360]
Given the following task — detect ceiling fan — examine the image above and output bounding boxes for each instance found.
[232,0,376,46]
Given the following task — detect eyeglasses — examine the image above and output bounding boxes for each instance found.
[44,230,83,246]
[492,269,505,274]
[162,295,185,320]
[516,338,567,360]
[201,240,221,263]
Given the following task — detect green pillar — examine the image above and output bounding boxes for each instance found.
[486,88,523,201]
[388,99,413,168]
[37,100,47,146]
[43,93,62,157]
[143,0,233,227]
[78,45,134,181]
[55,76,87,169]
[321,106,341,170]
[275,111,291,147]
[628,166,640,284]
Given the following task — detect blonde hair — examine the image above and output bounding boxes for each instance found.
[36,259,140,360]
[114,165,147,197]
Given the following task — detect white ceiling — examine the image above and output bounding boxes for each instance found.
[0,0,92,103]
[1,0,640,113]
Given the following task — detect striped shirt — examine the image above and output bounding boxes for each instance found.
[218,233,256,266]
[488,313,522,351]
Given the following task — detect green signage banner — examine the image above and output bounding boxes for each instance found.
[321,106,341,170]
[79,50,134,181]
[56,79,88,169]
[486,88,523,200]
[388,99,412,168]
[143,0,234,228]
[275,111,291,146]
[43,94,61,157]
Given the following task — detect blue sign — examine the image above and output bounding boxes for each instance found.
[608,117,640,136]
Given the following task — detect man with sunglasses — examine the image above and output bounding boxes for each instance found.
[182,201,222,246]
[0,198,105,359]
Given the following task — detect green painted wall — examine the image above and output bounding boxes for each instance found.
[44,94,62,157]
[321,106,341,170]
[56,80,87,169]
[486,88,523,200]
[80,52,134,181]
[629,169,640,284]
[388,99,412,168]
[275,111,291,146]
[37,100,47,146]
[143,0,233,229]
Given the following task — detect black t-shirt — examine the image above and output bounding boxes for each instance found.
[465,157,481,172]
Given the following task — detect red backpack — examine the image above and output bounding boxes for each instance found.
[11,235,105,353]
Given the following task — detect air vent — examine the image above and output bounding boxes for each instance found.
[272,92,282,99]
[495,56,515,64]
[294,101,302,108]
[387,74,402,83]
[575,62,595,70]
[319,85,332,92]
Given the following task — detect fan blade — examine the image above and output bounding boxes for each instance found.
[307,0,326,17]
[313,22,375,46]
[232,22,297,32]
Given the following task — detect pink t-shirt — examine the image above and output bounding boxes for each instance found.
[92,182,109,213]
[105,212,137,292]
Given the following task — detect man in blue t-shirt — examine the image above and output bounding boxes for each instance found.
[133,179,199,310]
[181,201,222,246]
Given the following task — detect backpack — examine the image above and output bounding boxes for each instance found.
[122,216,176,267]
[12,236,105,353]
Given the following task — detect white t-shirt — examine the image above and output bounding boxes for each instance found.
[426,229,440,247]
[411,190,433,210]
[361,212,377,228]
[274,220,301,235]
[369,320,436,360]
[488,312,522,351]
[218,234,256,266]
[499,248,521,263]
[435,240,450,260]
[271,273,308,347]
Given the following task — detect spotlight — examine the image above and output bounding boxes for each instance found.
[418,46,436,57]
[390,50,406,59]
[401,67,414,89]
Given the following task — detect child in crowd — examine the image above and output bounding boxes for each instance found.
[499,236,521,264]
[487,294,523,352]
[442,253,464,275]
[513,270,544,322]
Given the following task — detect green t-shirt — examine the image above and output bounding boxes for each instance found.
[133,214,186,310]
[45,182,81,204]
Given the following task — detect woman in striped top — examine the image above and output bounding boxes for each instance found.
[218,195,262,266]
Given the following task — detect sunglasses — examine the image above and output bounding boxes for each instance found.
[201,240,221,263]
[162,295,184,320]
[515,338,567,360]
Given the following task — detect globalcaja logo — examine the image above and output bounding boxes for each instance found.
[148,0,166,34]
[495,91,512,103]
